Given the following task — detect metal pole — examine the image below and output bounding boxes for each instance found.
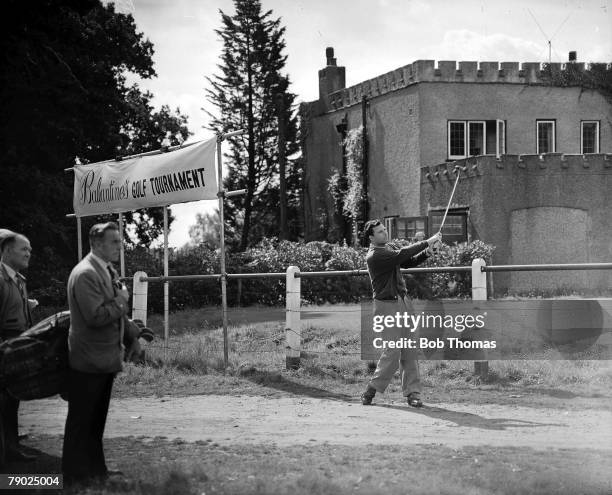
[163,205,169,358]
[217,136,229,369]
[118,213,125,278]
[77,217,83,261]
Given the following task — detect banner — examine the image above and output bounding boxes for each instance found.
[72,138,217,217]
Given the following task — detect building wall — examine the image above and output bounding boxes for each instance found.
[420,154,612,294]
[418,83,612,168]
[366,85,421,220]
[304,57,612,247]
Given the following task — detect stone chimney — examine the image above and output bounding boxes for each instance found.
[318,47,346,110]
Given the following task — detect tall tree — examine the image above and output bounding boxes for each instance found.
[188,211,221,248]
[206,0,301,250]
[0,0,189,295]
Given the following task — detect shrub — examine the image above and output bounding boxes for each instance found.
[121,238,495,312]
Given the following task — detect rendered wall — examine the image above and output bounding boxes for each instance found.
[420,154,612,294]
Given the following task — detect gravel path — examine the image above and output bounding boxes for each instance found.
[20,394,612,450]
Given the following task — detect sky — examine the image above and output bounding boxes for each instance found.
[109,0,612,247]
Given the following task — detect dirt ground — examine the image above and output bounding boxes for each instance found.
[19,393,612,451]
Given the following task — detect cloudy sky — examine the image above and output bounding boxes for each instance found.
[111,0,611,247]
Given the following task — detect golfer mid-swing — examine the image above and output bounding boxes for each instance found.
[361,220,442,407]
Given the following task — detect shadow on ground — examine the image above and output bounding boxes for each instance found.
[372,402,565,430]
[241,369,354,403]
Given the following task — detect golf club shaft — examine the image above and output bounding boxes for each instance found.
[438,169,461,233]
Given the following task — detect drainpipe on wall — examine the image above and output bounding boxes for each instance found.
[361,95,369,244]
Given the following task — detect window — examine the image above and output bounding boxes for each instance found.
[448,121,465,159]
[429,209,468,244]
[581,121,599,154]
[384,216,397,240]
[536,120,555,154]
[448,120,504,159]
[496,119,506,157]
[385,216,427,240]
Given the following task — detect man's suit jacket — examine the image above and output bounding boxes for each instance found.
[0,263,31,341]
[67,253,129,373]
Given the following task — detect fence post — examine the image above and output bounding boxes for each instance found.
[471,258,488,378]
[132,271,148,325]
[286,266,301,370]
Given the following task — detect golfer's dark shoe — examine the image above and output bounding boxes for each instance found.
[361,386,376,405]
[406,393,423,408]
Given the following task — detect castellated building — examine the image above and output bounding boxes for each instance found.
[300,48,612,294]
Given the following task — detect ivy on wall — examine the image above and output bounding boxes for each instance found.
[327,125,365,243]
[343,126,365,222]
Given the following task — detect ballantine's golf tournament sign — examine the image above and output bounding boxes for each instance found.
[72,138,217,217]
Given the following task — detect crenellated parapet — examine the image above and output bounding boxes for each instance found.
[328,60,594,111]
[421,153,612,183]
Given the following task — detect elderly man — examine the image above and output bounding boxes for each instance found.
[62,222,140,483]
[0,231,36,461]
[360,220,441,407]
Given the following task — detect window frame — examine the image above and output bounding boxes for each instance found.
[385,216,428,241]
[448,121,467,159]
[536,119,556,154]
[428,209,469,244]
[496,119,506,157]
[468,120,486,157]
[581,120,600,154]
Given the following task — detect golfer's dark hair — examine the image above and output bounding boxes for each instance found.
[89,222,120,247]
[363,219,383,239]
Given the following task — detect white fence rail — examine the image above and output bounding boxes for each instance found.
[131,260,612,377]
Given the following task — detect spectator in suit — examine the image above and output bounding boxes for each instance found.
[0,231,36,462]
[62,222,139,483]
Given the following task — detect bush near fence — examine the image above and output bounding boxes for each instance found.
[119,239,495,314]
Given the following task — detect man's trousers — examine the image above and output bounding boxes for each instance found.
[368,296,422,396]
[62,369,115,480]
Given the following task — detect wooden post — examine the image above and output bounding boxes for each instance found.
[163,205,169,354]
[77,217,83,261]
[132,271,148,324]
[118,213,125,278]
[471,258,488,378]
[217,136,229,369]
[285,266,301,369]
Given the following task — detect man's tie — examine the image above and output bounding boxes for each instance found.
[107,265,120,293]
[107,264,126,347]
[16,276,31,327]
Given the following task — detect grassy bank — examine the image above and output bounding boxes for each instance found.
[114,306,612,406]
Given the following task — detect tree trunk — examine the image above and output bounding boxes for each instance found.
[276,93,288,240]
[240,22,256,251]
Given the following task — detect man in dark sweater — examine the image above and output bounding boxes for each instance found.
[361,220,441,407]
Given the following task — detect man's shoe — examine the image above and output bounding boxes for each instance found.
[406,393,423,408]
[361,386,376,405]
[6,448,36,462]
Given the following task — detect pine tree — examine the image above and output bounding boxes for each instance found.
[206,0,301,250]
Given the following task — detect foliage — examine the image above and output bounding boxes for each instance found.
[342,126,365,223]
[540,62,612,104]
[205,0,302,250]
[30,239,496,311]
[325,126,365,245]
[1,0,190,293]
[188,211,221,248]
